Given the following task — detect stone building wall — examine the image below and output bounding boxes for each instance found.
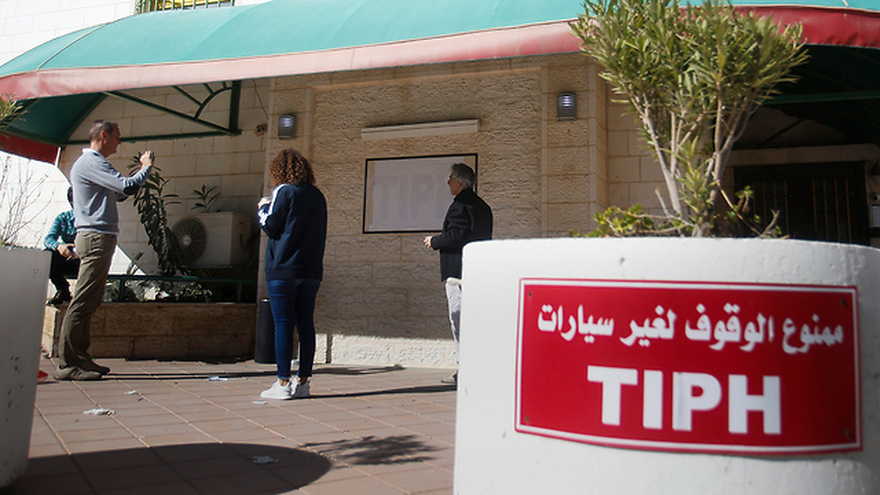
[605,100,666,216]
[41,52,609,367]
[263,53,605,366]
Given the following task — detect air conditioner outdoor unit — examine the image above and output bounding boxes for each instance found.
[172,212,252,268]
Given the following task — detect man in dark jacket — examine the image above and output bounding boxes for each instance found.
[423,163,493,384]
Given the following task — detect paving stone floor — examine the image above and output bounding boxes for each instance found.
[12,357,457,495]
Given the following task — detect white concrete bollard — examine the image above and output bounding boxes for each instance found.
[454,238,879,494]
[0,248,49,489]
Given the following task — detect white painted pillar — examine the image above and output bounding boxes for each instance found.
[0,248,50,489]
[455,238,879,494]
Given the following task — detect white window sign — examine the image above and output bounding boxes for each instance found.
[363,154,478,233]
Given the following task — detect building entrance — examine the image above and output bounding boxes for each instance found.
[734,162,869,245]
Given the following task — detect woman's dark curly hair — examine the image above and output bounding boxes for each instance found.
[269,148,315,187]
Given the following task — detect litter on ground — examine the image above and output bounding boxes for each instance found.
[82,408,115,416]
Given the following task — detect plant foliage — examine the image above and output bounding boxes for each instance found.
[572,0,808,236]
[127,155,188,275]
[191,184,219,213]
[0,96,21,124]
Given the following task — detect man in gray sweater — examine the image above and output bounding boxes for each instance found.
[55,120,153,381]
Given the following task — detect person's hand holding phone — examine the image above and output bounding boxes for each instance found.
[58,243,78,259]
[139,150,155,169]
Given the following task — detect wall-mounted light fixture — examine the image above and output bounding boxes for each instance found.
[556,92,577,121]
[278,113,297,139]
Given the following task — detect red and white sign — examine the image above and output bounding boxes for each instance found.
[515,279,861,455]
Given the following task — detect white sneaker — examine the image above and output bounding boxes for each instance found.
[260,380,292,400]
[292,381,310,399]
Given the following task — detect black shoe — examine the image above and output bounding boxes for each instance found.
[80,359,111,375]
[46,291,71,306]
[54,367,102,381]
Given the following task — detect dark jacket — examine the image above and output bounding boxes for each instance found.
[430,187,493,280]
[258,183,327,281]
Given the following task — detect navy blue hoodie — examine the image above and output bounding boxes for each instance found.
[258,183,327,281]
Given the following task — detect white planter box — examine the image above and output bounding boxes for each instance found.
[455,238,879,494]
[0,247,49,489]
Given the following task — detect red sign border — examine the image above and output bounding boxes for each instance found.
[514,278,862,456]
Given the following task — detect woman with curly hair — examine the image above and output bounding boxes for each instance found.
[257,149,327,399]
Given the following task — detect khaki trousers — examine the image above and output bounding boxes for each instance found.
[58,232,116,369]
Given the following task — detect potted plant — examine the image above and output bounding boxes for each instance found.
[573,0,807,237]
[0,96,51,490]
[454,1,879,493]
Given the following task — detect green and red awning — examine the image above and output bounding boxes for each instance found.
[1,0,879,162]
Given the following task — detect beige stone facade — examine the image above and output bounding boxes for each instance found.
[50,53,608,367]
[261,54,607,366]
[43,303,255,360]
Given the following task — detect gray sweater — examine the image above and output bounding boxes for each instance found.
[70,149,151,235]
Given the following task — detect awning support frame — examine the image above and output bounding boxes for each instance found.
[67,80,242,144]
[62,94,108,143]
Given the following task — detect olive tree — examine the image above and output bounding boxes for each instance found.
[572,0,808,236]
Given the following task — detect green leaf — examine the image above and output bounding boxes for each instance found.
[572,0,806,237]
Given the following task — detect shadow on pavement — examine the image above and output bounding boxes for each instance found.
[8,443,331,494]
[59,365,411,381]
[98,370,276,380]
[312,384,455,399]
[313,365,405,375]
[302,434,440,465]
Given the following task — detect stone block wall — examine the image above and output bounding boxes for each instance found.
[0,0,133,66]
[43,303,256,359]
[31,51,609,367]
[606,99,667,216]
[541,58,608,236]
[263,54,605,366]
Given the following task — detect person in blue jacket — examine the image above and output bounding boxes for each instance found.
[44,186,79,306]
[257,148,327,400]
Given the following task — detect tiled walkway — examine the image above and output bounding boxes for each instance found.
[14,358,457,495]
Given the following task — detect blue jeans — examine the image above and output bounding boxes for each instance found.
[267,278,320,380]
